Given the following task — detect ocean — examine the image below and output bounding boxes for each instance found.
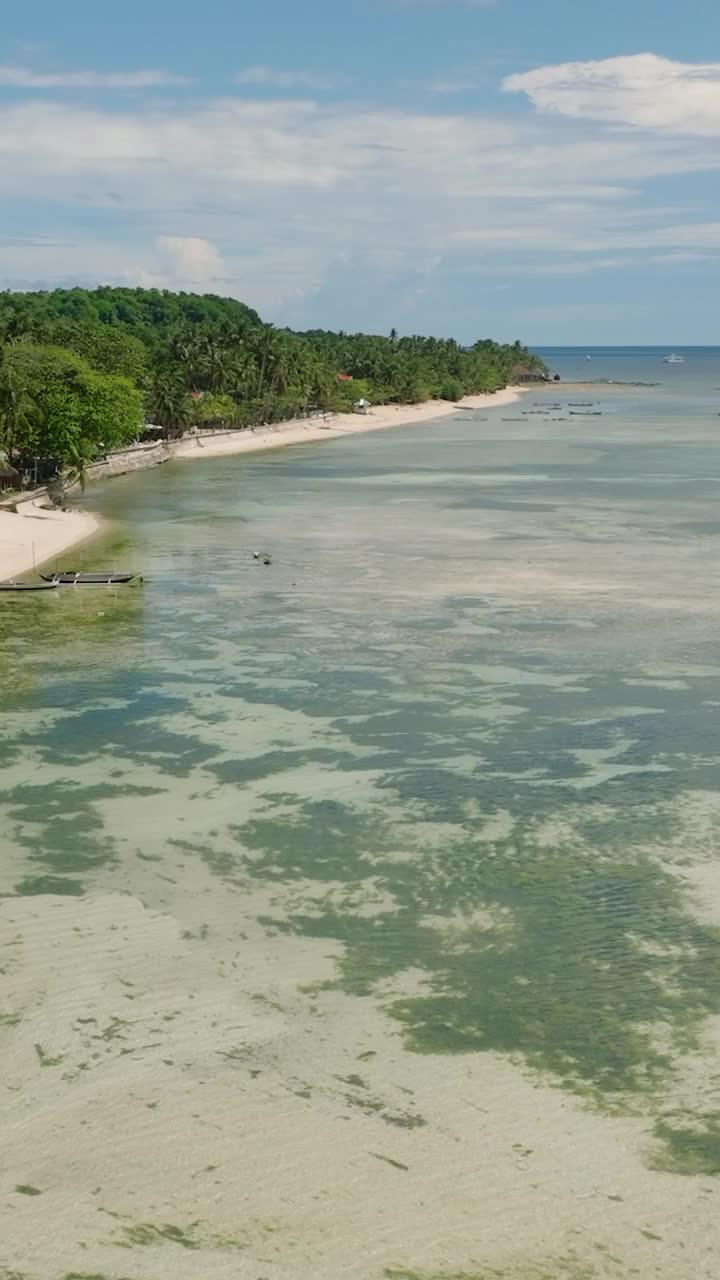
[2,353,720,1277]
[537,343,720,397]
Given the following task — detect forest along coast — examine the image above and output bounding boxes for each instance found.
[0,389,524,579]
[0,286,541,576]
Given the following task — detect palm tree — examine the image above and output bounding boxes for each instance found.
[63,440,96,494]
[148,376,192,441]
[226,349,254,399]
[46,438,96,507]
[268,338,292,396]
[0,361,36,466]
[248,326,282,397]
[198,340,231,393]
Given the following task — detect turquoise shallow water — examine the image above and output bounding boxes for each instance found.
[3,372,720,1183]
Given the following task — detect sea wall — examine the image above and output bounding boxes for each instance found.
[0,443,172,510]
[84,441,172,480]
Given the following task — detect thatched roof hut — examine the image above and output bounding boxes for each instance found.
[512,364,550,384]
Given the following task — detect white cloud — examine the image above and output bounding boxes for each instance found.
[0,74,719,326]
[235,66,338,90]
[156,236,226,284]
[0,65,189,89]
[453,220,720,254]
[504,54,720,136]
[0,95,713,218]
[650,251,715,264]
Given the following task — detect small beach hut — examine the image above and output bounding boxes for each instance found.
[512,364,550,384]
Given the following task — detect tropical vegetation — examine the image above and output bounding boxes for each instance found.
[0,286,544,488]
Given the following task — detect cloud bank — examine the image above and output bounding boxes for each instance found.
[0,65,189,89]
[504,53,720,136]
[235,66,337,89]
[1,52,719,331]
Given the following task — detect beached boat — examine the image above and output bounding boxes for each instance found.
[40,571,136,585]
[0,581,59,592]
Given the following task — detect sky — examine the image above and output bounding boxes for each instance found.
[1,0,720,343]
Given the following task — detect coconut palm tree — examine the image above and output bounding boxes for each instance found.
[46,439,95,507]
[197,340,232,393]
[63,440,96,494]
[148,376,193,441]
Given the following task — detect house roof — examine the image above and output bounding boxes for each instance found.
[512,364,548,381]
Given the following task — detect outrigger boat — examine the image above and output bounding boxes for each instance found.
[40,571,136,585]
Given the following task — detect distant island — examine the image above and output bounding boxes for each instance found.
[0,287,544,490]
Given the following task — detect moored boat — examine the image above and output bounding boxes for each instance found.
[40,571,136,585]
[0,581,60,592]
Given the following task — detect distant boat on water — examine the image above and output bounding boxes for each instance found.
[662,353,685,364]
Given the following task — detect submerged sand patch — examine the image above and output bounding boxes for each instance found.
[5,387,720,1278]
[2,890,720,1280]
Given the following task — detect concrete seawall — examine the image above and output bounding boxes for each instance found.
[84,441,172,481]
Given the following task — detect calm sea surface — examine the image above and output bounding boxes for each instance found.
[2,349,720,1274]
[537,343,720,399]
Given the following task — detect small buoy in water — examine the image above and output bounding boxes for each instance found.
[263,557,272,566]
[252,551,260,559]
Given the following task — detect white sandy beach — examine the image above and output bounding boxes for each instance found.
[172,386,525,461]
[0,501,99,583]
[0,388,523,580]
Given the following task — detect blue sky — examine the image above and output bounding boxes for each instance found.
[2,0,720,342]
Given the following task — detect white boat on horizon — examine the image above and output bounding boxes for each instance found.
[662,353,686,364]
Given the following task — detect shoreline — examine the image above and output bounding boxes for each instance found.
[171,385,525,461]
[0,502,100,584]
[0,387,524,580]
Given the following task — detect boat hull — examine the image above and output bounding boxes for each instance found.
[40,572,136,585]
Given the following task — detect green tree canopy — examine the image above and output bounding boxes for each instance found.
[0,286,543,484]
[33,319,149,384]
[0,286,261,348]
[0,343,143,467]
